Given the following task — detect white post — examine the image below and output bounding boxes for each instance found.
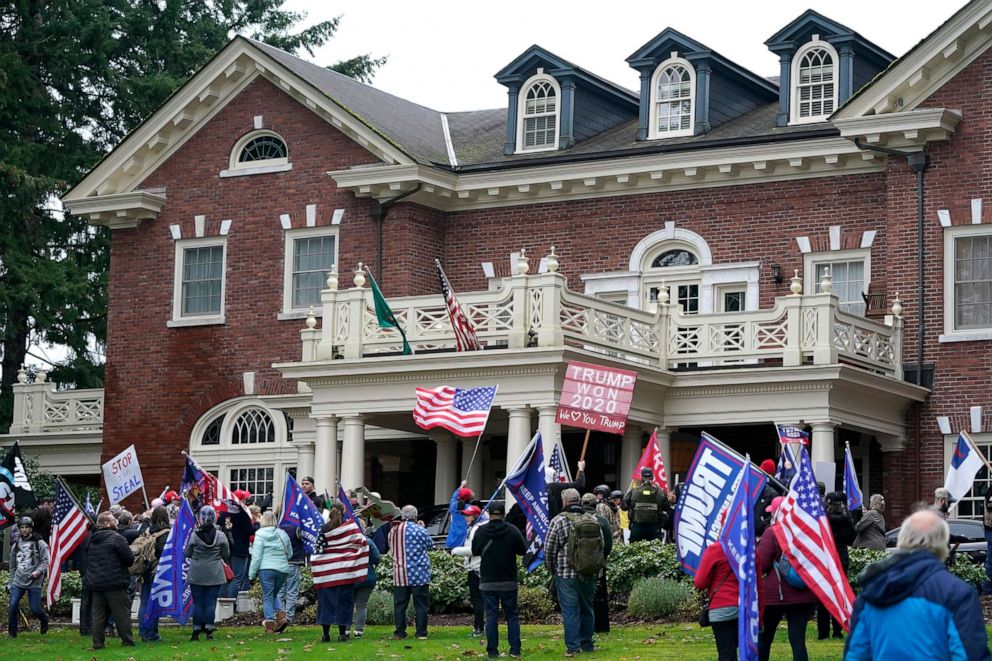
[295,440,315,489]
[505,407,533,505]
[536,405,560,461]
[655,427,672,489]
[313,416,338,496]
[340,415,366,491]
[811,422,836,465]
[433,431,459,505]
[620,424,643,486]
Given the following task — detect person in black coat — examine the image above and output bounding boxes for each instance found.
[818,491,856,640]
[83,512,135,650]
[471,501,526,658]
[547,461,586,520]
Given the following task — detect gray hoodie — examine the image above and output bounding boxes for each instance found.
[9,532,49,589]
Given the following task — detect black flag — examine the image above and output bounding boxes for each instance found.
[1,441,36,511]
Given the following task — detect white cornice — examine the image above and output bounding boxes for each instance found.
[328,136,886,212]
[62,39,413,209]
[62,190,167,229]
[834,0,992,119]
[833,108,963,149]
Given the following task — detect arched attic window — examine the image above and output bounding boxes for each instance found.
[516,73,560,153]
[643,242,702,313]
[791,39,838,124]
[650,57,695,139]
[225,130,290,176]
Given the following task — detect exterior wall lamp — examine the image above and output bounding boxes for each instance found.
[771,263,783,284]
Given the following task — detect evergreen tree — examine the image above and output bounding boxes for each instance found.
[0,1,384,431]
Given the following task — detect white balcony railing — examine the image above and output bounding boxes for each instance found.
[8,370,104,435]
[300,256,904,379]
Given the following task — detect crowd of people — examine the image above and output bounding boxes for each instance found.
[5,465,992,659]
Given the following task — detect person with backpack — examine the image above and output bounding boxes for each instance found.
[470,500,526,659]
[135,506,171,642]
[756,496,819,661]
[581,493,614,633]
[594,485,622,546]
[185,505,232,641]
[622,467,670,543]
[545,488,605,657]
[7,517,49,638]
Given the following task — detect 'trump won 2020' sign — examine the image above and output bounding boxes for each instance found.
[556,361,638,434]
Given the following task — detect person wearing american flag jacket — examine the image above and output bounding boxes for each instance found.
[387,505,435,640]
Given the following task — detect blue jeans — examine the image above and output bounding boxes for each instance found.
[258,569,287,620]
[556,576,596,653]
[137,579,160,641]
[482,588,520,657]
[277,564,301,620]
[8,584,47,635]
[190,583,221,631]
[227,555,249,599]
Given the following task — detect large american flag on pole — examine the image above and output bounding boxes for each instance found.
[311,519,370,589]
[436,260,482,352]
[413,385,497,437]
[47,478,90,606]
[772,446,856,631]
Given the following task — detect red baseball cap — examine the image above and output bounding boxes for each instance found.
[461,505,482,517]
[233,489,252,501]
[760,460,776,475]
[765,496,784,513]
[164,490,180,503]
[458,487,475,501]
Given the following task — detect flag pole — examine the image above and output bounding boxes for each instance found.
[578,429,592,463]
[961,430,992,474]
[462,386,498,484]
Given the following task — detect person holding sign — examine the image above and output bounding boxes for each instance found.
[622,468,669,543]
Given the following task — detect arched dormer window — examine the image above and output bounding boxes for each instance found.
[650,57,695,139]
[516,72,560,153]
[791,39,838,124]
[223,130,291,177]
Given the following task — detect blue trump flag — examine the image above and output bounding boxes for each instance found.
[338,485,364,531]
[720,456,765,661]
[504,432,549,572]
[674,432,769,576]
[279,473,325,554]
[843,444,864,511]
[146,498,195,624]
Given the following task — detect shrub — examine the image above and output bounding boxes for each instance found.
[627,577,698,619]
[847,546,989,591]
[365,588,412,625]
[517,562,550,590]
[0,570,81,625]
[517,585,555,620]
[607,540,686,599]
[375,550,469,613]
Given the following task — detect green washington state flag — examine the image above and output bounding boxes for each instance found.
[367,269,412,355]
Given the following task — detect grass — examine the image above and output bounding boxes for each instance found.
[3,623,857,660]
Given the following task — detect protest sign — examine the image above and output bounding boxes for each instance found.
[556,361,637,434]
[102,444,145,505]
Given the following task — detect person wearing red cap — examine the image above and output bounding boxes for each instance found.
[451,504,487,637]
[220,493,257,603]
[755,459,781,539]
[445,481,475,549]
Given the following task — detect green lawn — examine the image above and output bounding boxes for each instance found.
[5,624,855,660]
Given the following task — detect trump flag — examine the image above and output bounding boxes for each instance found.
[146,499,195,624]
[505,432,549,572]
[720,456,762,661]
[279,474,325,554]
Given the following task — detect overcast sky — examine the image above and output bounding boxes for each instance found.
[284,0,967,112]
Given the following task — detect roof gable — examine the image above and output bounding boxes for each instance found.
[766,9,892,62]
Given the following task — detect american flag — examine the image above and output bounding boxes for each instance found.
[47,479,90,606]
[311,519,370,589]
[547,442,571,483]
[413,385,497,437]
[772,447,856,631]
[632,428,668,489]
[436,260,482,352]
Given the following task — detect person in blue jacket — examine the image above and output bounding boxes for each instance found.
[845,509,990,661]
[445,481,475,549]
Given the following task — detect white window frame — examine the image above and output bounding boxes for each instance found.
[941,226,992,342]
[716,284,747,313]
[220,130,293,178]
[649,55,695,139]
[942,432,990,520]
[279,226,339,319]
[804,248,870,315]
[169,236,227,327]
[790,38,839,125]
[515,71,561,154]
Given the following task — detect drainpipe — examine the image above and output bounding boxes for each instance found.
[371,184,422,283]
[853,138,930,507]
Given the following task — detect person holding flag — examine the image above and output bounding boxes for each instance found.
[843,443,864,511]
[451,504,488,638]
[311,501,370,643]
[818,492,856,640]
[622,467,669,542]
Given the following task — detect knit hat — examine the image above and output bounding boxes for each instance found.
[760,459,776,475]
[458,487,474,501]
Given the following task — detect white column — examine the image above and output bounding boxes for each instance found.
[620,424,643,487]
[434,431,459,504]
[811,422,836,465]
[505,407,533,505]
[536,405,560,459]
[461,436,484,492]
[295,440,315,487]
[340,415,366,491]
[313,416,338,496]
[655,427,672,489]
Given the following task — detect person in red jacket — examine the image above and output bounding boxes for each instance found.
[756,496,819,661]
[693,540,740,661]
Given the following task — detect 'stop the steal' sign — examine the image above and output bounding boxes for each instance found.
[102,444,145,505]
[556,361,638,434]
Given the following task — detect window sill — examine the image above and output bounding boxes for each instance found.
[277,310,323,321]
[219,163,293,178]
[167,316,226,328]
[939,331,992,343]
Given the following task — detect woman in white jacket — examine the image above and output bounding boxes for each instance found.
[451,505,487,637]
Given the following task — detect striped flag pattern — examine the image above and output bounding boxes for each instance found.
[632,428,668,488]
[548,442,571,483]
[436,260,481,352]
[772,446,856,631]
[310,519,370,589]
[413,385,497,437]
[47,479,90,605]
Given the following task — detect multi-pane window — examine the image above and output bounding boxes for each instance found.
[230,467,274,500]
[815,260,865,315]
[656,65,693,134]
[522,80,557,150]
[201,414,225,446]
[238,135,287,163]
[954,235,992,330]
[795,46,836,121]
[722,290,745,313]
[292,235,335,308]
[652,249,698,268]
[181,245,224,316]
[675,284,700,314]
[231,408,276,444]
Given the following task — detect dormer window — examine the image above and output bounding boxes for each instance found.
[650,56,695,139]
[517,72,560,153]
[791,39,838,124]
